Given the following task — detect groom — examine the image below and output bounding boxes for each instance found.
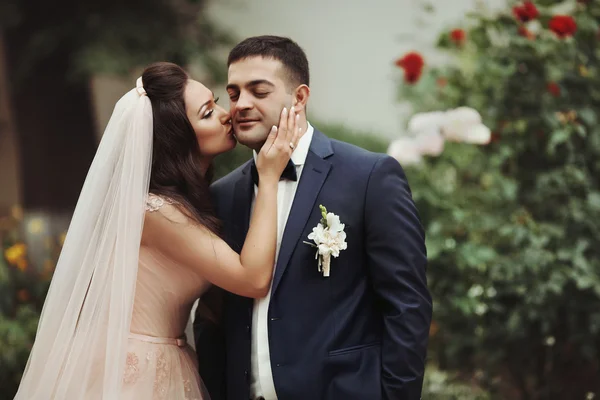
[195,35,432,400]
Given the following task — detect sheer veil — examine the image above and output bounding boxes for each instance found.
[15,80,153,399]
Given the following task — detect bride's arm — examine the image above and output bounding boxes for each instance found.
[142,108,300,298]
[142,192,276,298]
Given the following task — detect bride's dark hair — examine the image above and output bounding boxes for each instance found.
[141,62,221,236]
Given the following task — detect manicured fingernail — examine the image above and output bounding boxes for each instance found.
[291,106,295,113]
[283,107,287,114]
[272,125,277,131]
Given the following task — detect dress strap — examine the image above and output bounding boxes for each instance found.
[129,332,187,347]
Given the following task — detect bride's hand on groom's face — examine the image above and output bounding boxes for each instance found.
[256,106,302,185]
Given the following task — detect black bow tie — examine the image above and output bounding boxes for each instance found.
[250,159,297,186]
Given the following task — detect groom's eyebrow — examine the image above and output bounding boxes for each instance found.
[247,79,275,87]
[226,80,275,91]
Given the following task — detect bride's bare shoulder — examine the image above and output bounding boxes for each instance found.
[144,193,188,224]
[142,193,211,248]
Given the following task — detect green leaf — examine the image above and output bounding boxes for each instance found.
[579,108,597,126]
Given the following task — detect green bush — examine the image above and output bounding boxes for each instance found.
[394,0,600,398]
[0,210,57,398]
[422,364,491,400]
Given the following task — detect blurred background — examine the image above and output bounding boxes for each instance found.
[1,0,599,398]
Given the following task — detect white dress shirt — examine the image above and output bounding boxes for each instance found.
[249,122,314,400]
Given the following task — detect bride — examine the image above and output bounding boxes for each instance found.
[14,62,301,399]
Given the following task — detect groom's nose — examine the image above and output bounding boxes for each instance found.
[235,91,253,112]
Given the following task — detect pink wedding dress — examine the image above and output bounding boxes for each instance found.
[113,198,211,399]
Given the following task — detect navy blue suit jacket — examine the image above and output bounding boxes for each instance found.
[196,128,431,400]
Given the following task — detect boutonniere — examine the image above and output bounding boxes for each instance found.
[303,205,347,277]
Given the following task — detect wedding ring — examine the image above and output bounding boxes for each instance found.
[289,142,295,150]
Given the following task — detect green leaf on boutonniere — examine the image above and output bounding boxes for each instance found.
[319,204,328,227]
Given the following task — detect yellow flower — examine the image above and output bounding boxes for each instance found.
[579,65,590,77]
[5,243,26,265]
[555,110,578,125]
[555,111,567,124]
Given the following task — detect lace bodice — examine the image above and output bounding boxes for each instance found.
[131,193,210,338]
[145,193,175,212]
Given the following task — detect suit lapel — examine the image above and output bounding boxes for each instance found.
[230,162,255,318]
[271,130,333,295]
[230,162,254,253]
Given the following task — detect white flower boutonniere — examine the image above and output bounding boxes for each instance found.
[304,205,347,277]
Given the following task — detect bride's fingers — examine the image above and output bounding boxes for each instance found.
[273,107,288,150]
[290,114,302,149]
[285,105,296,145]
[262,125,278,153]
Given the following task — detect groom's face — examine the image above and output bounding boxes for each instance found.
[227,57,295,151]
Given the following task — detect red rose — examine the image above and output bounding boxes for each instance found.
[547,82,561,97]
[513,1,539,22]
[395,52,425,84]
[549,15,577,38]
[450,29,466,45]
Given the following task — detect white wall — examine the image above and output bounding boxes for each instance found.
[207,0,506,139]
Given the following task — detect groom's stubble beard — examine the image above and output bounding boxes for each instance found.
[234,122,271,152]
[236,97,295,152]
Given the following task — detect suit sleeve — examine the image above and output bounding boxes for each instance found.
[364,155,432,400]
[194,286,227,400]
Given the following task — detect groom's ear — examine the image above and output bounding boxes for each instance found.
[292,84,310,113]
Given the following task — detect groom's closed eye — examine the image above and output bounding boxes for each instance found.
[226,80,275,101]
[253,90,270,98]
[227,89,239,101]
[248,80,274,98]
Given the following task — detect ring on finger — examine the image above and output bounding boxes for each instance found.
[289,142,295,150]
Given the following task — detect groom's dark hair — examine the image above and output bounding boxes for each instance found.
[228,35,310,89]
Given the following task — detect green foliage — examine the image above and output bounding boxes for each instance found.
[422,364,492,400]
[398,0,600,398]
[0,212,57,398]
